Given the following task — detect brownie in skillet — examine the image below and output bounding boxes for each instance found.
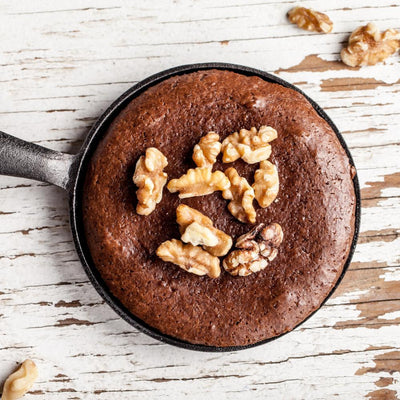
[82,70,356,347]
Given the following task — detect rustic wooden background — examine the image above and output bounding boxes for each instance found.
[0,0,399,399]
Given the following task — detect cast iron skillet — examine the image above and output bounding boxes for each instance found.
[0,63,361,352]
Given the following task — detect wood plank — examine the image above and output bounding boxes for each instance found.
[1,0,400,398]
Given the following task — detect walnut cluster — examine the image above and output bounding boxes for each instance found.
[134,126,282,279]
[288,6,333,34]
[133,127,279,223]
[2,360,38,400]
[223,223,283,276]
[341,23,400,67]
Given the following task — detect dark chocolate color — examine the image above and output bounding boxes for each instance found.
[82,70,356,347]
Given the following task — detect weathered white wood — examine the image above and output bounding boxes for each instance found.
[1,0,400,399]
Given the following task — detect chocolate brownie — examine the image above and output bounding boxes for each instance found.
[82,69,356,347]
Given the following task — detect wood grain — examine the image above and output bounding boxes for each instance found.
[1,0,400,399]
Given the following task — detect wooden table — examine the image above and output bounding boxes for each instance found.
[1,1,399,398]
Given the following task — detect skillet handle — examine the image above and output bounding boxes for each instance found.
[0,131,77,191]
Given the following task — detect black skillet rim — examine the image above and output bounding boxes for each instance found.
[70,62,361,352]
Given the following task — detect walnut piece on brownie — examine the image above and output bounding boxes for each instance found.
[177,204,232,256]
[167,167,230,198]
[287,6,333,34]
[192,132,222,168]
[156,239,221,278]
[341,23,400,67]
[2,360,38,400]
[133,147,168,216]
[223,223,283,276]
[181,222,219,247]
[222,167,256,224]
[221,126,277,164]
[253,160,279,208]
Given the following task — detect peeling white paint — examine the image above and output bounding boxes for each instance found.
[378,310,400,320]
[380,267,400,282]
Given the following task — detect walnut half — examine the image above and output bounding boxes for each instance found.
[223,223,283,276]
[181,222,219,248]
[177,204,232,257]
[167,167,230,198]
[288,6,333,34]
[133,148,168,215]
[222,167,256,224]
[2,360,38,400]
[221,126,277,164]
[341,23,400,67]
[252,160,279,208]
[156,239,220,278]
[192,132,222,168]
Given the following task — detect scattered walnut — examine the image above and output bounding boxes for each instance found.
[341,23,400,67]
[192,132,222,167]
[156,239,221,278]
[221,126,277,164]
[288,6,333,34]
[252,160,279,208]
[222,167,256,224]
[133,147,168,216]
[167,167,230,198]
[223,223,283,276]
[2,360,38,400]
[176,204,232,256]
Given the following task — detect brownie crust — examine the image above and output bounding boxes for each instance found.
[82,70,356,347]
